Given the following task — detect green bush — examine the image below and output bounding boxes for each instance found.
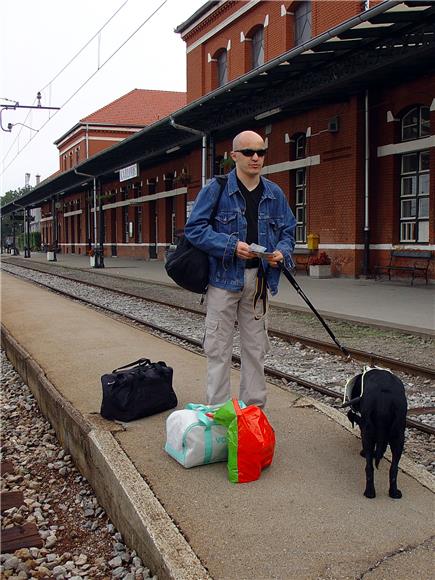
[16,231,41,251]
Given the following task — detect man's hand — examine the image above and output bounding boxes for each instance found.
[267,250,284,268]
[236,241,256,260]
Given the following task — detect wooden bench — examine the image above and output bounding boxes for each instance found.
[374,250,432,285]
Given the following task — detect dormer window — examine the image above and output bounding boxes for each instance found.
[295,1,312,46]
[252,26,264,69]
[217,49,228,87]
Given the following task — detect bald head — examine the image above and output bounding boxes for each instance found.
[230,130,266,186]
[232,131,265,151]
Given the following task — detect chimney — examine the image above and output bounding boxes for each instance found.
[25,173,31,187]
[36,174,41,185]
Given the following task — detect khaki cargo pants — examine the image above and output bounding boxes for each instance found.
[203,268,270,407]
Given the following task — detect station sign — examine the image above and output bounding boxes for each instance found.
[120,163,139,182]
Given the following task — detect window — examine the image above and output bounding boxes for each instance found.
[147,178,156,195]
[137,206,143,243]
[295,1,312,46]
[401,106,430,141]
[293,134,307,243]
[75,147,80,166]
[123,207,129,243]
[399,106,430,243]
[217,49,228,87]
[295,134,306,160]
[164,173,174,191]
[399,151,430,243]
[252,27,264,69]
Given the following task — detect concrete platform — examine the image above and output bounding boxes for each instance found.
[1,271,434,580]
[3,252,434,335]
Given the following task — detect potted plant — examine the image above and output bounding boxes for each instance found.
[308,252,332,278]
[219,157,235,174]
[88,247,96,267]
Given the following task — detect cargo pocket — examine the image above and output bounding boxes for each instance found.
[203,318,219,356]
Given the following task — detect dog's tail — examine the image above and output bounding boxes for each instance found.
[370,406,392,468]
[373,405,403,468]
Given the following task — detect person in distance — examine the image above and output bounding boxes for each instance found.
[185,130,296,408]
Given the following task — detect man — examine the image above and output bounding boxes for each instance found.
[185,130,296,408]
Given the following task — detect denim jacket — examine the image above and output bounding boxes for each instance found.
[184,169,296,295]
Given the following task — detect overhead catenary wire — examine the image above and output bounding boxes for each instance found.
[2,0,167,177]
[2,0,130,164]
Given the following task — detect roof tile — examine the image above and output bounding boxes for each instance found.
[80,88,186,126]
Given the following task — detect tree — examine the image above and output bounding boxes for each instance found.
[0,186,32,207]
[1,186,33,248]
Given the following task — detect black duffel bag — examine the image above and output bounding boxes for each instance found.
[100,358,177,422]
[165,176,227,294]
[165,237,210,294]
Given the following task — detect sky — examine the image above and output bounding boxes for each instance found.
[0,0,206,195]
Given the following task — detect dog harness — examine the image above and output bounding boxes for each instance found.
[343,366,393,415]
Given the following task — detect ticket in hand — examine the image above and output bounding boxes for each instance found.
[248,243,274,258]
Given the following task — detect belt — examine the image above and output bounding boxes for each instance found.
[245,258,260,269]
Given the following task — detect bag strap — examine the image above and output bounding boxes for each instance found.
[253,262,268,320]
[233,398,242,415]
[185,402,222,413]
[198,176,228,304]
[196,411,214,427]
[112,358,151,373]
[210,175,228,223]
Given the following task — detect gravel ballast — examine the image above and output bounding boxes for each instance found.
[1,352,157,580]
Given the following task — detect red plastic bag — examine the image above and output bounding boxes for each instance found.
[213,399,276,483]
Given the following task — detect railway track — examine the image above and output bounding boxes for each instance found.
[3,260,434,380]
[3,262,434,436]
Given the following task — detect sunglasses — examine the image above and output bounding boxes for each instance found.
[234,148,267,157]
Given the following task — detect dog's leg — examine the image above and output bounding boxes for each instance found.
[362,434,376,498]
[388,436,404,499]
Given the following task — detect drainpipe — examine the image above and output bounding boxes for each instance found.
[362,1,371,277]
[363,89,370,277]
[169,118,207,187]
[74,169,104,268]
[209,134,215,177]
[51,198,58,261]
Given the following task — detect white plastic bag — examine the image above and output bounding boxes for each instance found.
[165,403,228,468]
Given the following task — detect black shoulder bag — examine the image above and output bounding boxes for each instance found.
[165,176,227,294]
[100,358,177,422]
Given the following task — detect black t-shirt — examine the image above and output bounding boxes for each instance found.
[237,177,264,245]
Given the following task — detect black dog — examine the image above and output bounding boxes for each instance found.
[343,368,407,499]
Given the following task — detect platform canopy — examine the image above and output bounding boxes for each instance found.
[2,0,434,215]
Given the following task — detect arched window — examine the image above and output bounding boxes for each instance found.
[401,106,430,141]
[399,106,430,243]
[252,26,264,69]
[295,134,306,159]
[217,49,228,87]
[295,0,312,46]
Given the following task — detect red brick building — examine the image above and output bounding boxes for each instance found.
[5,1,434,278]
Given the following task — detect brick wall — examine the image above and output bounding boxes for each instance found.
[182,0,368,102]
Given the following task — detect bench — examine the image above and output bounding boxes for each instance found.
[374,250,432,285]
